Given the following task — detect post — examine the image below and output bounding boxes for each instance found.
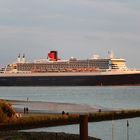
[112,120,114,140]
[112,113,115,140]
[127,120,129,140]
[80,114,88,140]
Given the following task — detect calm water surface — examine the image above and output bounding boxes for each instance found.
[0,86,140,140]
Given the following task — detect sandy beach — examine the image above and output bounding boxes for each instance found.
[9,99,109,115]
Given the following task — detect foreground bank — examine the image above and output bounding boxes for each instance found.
[1,109,140,131]
[0,131,100,140]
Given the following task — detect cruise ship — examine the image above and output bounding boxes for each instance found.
[0,51,140,86]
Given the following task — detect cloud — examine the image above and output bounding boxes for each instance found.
[0,0,140,68]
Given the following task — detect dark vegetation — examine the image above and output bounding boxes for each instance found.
[0,131,100,140]
[0,100,16,123]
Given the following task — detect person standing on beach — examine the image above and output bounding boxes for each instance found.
[26,107,29,114]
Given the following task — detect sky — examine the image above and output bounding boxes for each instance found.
[0,0,140,68]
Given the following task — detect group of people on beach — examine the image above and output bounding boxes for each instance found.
[62,111,69,115]
[23,97,29,114]
[24,107,29,114]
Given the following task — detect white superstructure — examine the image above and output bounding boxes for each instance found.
[0,51,129,74]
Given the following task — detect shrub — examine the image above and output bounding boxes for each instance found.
[0,100,16,123]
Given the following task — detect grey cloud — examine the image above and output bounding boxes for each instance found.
[0,0,140,68]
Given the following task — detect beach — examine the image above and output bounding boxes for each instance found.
[9,99,108,115]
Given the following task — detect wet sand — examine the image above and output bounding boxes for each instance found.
[8,99,109,115]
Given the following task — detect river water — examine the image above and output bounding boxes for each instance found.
[0,86,140,140]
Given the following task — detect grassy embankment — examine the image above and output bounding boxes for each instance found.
[0,100,140,131]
